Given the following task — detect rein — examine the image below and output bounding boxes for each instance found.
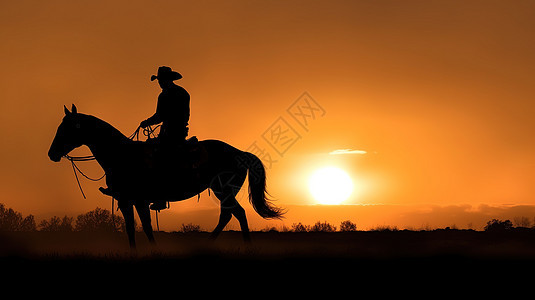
[65,153,118,227]
[65,125,158,198]
[64,154,105,199]
[128,124,160,141]
[64,124,166,231]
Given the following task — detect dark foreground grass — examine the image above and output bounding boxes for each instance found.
[3,230,535,260]
[2,230,535,288]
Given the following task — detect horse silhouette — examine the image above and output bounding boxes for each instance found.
[48,104,284,248]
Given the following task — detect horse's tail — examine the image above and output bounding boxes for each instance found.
[241,152,285,219]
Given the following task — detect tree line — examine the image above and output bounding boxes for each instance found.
[286,220,357,232]
[0,203,125,232]
[1,203,534,233]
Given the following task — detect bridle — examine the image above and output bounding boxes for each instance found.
[59,123,165,230]
[64,124,160,199]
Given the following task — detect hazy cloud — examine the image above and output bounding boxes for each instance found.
[329,149,367,155]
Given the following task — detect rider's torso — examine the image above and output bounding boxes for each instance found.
[157,85,190,126]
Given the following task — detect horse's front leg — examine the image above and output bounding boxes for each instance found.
[119,202,136,249]
[135,203,155,245]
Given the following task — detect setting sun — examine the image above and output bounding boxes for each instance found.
[309,167,354,205]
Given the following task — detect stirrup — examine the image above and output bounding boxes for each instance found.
[150,201,169,211]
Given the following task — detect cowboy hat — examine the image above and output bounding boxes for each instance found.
[151,66,182,81]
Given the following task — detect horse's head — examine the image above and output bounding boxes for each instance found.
[48,104,84,162]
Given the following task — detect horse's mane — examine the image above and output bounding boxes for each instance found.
[79,113,131,144]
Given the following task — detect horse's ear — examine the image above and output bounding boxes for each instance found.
[71,104,78,114]
[64,105,71,115]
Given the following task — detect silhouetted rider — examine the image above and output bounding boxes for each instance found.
[140,66,190,144]
[144,66,191,211]
[100,66,191,211]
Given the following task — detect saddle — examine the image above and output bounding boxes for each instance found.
[143,136,207,172]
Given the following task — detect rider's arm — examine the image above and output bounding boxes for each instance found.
[142,111,161,127]
[141,95,163,127]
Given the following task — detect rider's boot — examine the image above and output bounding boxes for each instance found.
[99,186,114,197]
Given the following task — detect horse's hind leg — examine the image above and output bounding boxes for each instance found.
[231,201,251,242]
[210,191,250,242]
[210,205,232,240]
[135,203,155,244]
[209,169,249,240]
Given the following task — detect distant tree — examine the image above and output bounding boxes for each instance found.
[75,207,124,232]
[39,216,60,231]
[60,215,74,231]
[340,220,357,232]
[261,226,279,232]
[20,215,37,231]
[0,203,36,231]
[310,221,336,232]
[371,225,399,232]
[39,216,74,232]
[484,219,513,232]
[280,224,291,232]
[513,216,532,228]
[467,222,474,230]
[180,223,201,233]
[291,222,310,232]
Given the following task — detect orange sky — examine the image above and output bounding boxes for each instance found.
[1,1,534,230]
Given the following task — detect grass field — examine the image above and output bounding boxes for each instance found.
[3,230,535,261]
[2,230,535,288]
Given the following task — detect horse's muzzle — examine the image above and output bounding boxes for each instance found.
[48,150,62,162]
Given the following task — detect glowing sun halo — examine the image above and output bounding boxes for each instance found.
[309,167,354,205]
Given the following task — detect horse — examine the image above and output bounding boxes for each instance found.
[48,104,284,248]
